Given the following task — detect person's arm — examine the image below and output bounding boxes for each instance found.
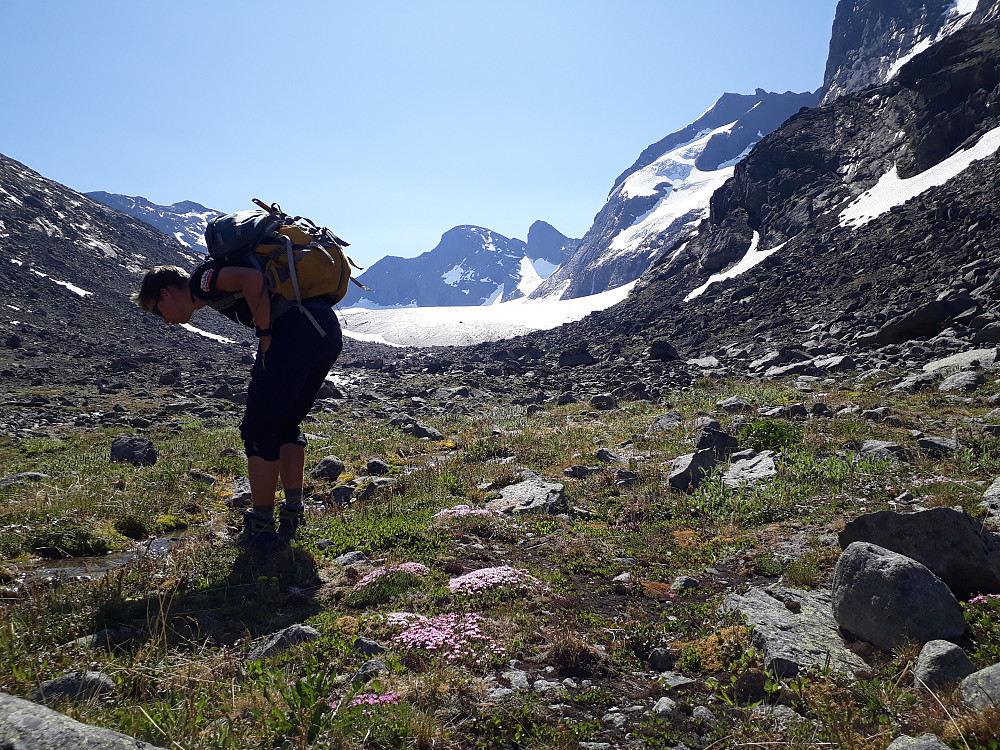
[214,267,272,350]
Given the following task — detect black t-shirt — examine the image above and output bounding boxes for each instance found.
[189,258,257,328]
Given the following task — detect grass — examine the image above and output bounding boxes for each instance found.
[2,373,1000,748]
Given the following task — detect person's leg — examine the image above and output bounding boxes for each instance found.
[278,443,305,494]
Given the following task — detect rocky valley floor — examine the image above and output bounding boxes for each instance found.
[2,353,1000,750]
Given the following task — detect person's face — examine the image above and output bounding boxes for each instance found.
[151,286,193,324]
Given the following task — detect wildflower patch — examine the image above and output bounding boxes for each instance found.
[345,562,431,608]
[389,611,507,667]
[448,565,541,600]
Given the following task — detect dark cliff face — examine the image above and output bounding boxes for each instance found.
[529,89,819,302]
[565,20,1000,354]
[820,0,1000,104]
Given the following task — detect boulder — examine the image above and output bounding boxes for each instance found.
[109,436,157,466]
[558,347,596,367]
[30,671,116,704]
[918,436,958,456]
[667,449,716,492]
[646,412,684,433]
[310,455,345,480]
[487,473,565,515]
[245,624,321,662]
[838,508,1000,599]
[886,735,951,750]
[982,476,1000,527]
[0,692,167,749]
[873,297,975,346]
[860,440,907,460]
[959,662,1000,711]
[717,395,753,413]
[693,428,738,459]
[913,640,976,691]
[648,338,679,361]
[724,585,868,677]
[938,371,985,393]
[722,451,777,489]
[832,542,966,652]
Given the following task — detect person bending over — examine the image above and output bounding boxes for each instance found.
[132,262,342,549]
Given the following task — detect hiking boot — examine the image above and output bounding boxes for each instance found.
[277,503,306,542]
[237,511,285,550]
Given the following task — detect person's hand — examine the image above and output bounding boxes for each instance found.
[259,335,271,354]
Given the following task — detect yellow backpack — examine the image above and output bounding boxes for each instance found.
[205,199,368,335]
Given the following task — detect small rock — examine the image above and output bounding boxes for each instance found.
[886,734,952,750]
[245,624,321,662]
[913,640,975,691]
[652,696,676,716]
[30,671,116,704]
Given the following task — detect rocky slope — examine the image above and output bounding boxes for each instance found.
[529,89,818,302]
[340,221,578,308]
[0,155,395,401]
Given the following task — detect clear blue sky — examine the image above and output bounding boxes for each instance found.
[1,1,839,267]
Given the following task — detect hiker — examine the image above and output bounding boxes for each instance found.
[132,262,342,549]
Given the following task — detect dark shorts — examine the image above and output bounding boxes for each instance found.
[240,304,343,461]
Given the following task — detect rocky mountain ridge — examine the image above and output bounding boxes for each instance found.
[340,221,579,308]
[528,88,819,302]
[85,191,219,252]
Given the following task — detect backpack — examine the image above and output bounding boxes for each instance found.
[204,199,368,335]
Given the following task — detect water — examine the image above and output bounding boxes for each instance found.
[12,527,200,587]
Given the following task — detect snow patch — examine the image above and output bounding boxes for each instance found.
[180,323,235,343]
[515,256,544,297]
[839,124,1000,229]
[684,233,784,301]
[31,269,94,297]
[80,236,121,258]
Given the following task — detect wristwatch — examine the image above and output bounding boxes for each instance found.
[255,326,272,338]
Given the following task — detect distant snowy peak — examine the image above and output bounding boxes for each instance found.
[530,88,818,301]
[820,0,1000,104]
[341,221,579,309]
[86,191,219,251]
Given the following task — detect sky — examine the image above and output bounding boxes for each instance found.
[0,1,839,268]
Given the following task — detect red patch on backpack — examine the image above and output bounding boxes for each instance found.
[200,269,215,293]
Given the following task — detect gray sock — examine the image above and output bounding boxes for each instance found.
[283,488,304,511]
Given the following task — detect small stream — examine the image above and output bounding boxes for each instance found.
[12,527,201,587]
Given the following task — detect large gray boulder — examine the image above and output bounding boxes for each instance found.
[667,449,717,492]
[913,640,976,692]
[722,451,777,489]
[838,508,1000,599]
[0,691,167,749]
[486,473,565,515]
[832,542,966,652]
[724,586,868,677]
[960,662,1000,711]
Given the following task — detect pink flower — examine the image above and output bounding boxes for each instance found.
[447,566,540,595]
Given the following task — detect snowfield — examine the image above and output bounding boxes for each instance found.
[338,281,637,347]
[839,124,1000,228]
